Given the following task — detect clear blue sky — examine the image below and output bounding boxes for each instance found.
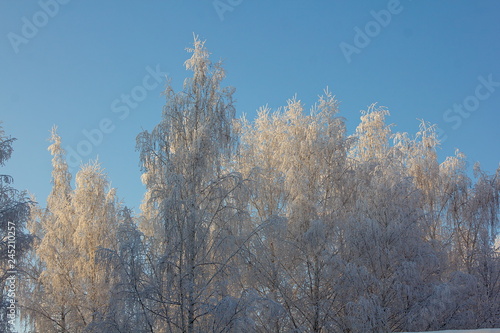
[1,0,499,212]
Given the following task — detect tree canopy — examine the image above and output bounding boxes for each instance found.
[11,38,500,333]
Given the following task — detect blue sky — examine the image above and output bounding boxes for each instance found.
[1,0,499,211]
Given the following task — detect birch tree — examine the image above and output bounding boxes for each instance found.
[136,36,250,332]
[70,161,121,332]
[23,127,76,333]
[13,38,500,332]
[24,129,122,333]
[238,91,354,332]
[103,207,154,333]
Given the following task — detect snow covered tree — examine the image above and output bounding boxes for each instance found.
[439,163,500,329]
[24,128,123,333]
[0,124,32,333]
[23,127,77,332]
[70,161,122,331]
[103,207,154,333]
[14,39,500,332]
[136,36,250,332]
[237,91,356,332]
[350,104,392,163]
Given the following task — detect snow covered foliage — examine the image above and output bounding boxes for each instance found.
[19,39,500,332]
[0,125,32,333]
[23,128,124,332]
[135,36,248,332]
